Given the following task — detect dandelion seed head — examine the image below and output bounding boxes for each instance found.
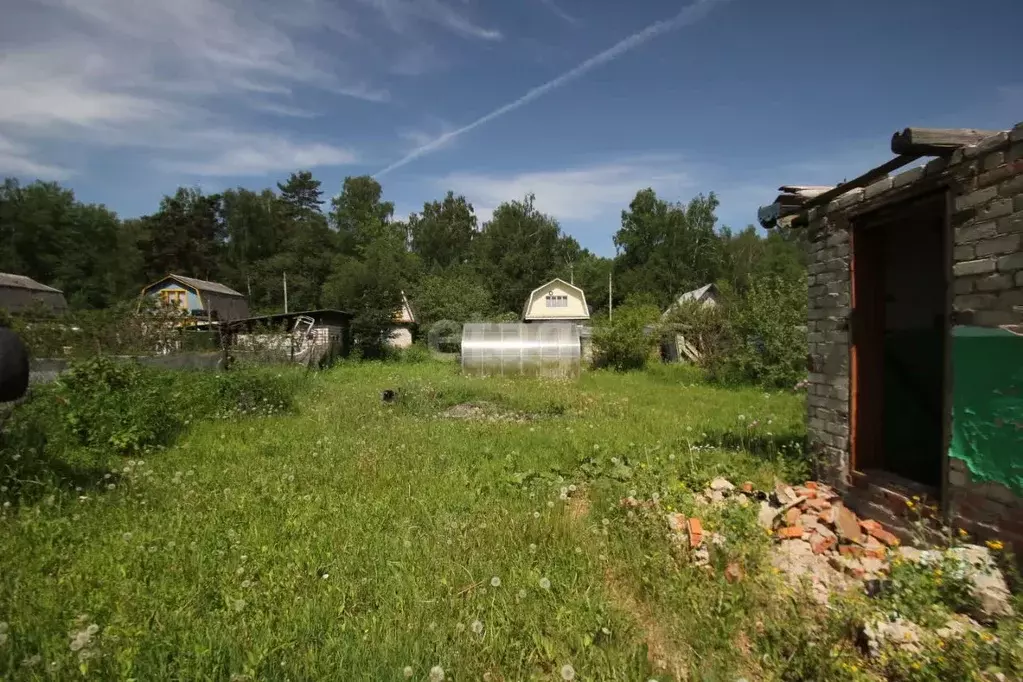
[403,666,414,678]
[233,599,246,612]
[568,484,577,493]
[0,622,7,634]
[561,663,576,680]
[148,545,157,553]
[539,577,551,590]
[529,543,537,553]
[429,665,445,682]
[533,511,540,519]
[85,624,99,636]
[490,576,501,587]
[517,588,527,599]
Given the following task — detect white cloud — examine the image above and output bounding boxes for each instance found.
[358,0,502,41]
[441,155,693,225]
[0,0,498,177]
[0,134,72,180]
[159,133,358,176]
[538,0,578,25]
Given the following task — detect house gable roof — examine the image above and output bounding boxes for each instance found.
[523,278,589,319]
[0,273,63,294]
[144,274,244,298]
[662,283,718,318]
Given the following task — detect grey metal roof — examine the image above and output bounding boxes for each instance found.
[167,274,244,297]
[0,273,63,294]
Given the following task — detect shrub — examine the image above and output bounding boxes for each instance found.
[399,343,432,364]
[592,303,660,371]
[55,356,179,456]
[657,296,729,367]
[427,320,462,353]
[710,274,806,389]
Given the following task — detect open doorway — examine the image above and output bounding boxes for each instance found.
[851,192,947,490]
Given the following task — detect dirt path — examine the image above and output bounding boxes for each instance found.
[564,488,689,680]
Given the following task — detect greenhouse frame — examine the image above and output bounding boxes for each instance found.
[461,323,581,378]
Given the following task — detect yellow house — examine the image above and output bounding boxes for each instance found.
[522,278,590,323]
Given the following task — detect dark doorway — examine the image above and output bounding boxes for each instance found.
[851,192,947,489]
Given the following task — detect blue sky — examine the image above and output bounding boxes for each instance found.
[1,0,1021,256]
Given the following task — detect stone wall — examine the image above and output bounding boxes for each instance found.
[804,121,1023,548]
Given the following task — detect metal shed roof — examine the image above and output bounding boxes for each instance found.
[0,273,63,294]
[166,274,244,297]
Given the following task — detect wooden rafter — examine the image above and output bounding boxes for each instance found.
[890,127,1000,156]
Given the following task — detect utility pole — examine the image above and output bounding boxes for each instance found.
[608,270,613,322]
[283,272,289,314]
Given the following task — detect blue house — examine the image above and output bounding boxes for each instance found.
[141,274,249,323]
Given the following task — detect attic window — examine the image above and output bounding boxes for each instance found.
[545,294,568,308]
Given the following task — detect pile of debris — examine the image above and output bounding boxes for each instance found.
[655,477,1014,620]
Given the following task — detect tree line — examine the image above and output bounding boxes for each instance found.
[0,171,805,354]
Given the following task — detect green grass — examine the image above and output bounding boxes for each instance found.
[3,360,1011,680]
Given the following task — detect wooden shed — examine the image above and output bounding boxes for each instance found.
[0,273,68,316]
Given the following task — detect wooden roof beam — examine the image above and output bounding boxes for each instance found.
[891,127,1000,156]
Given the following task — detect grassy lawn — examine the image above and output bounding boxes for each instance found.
[6,359,992,680]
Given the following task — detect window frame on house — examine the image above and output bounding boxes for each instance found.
[160,289,188,310]
[545,293,569,309]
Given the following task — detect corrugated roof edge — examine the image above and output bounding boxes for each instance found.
[0,273,64,294]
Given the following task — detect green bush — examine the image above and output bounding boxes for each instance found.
[592,303,660,371]
[710,274,806,389]
[55,356,179,456]
[398,343,432,364]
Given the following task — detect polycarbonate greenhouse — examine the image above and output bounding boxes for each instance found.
[461,323,581,378]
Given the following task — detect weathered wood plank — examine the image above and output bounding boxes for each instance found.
[891,127,1000,156]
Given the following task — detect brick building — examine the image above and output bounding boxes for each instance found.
[758,123,1023,551]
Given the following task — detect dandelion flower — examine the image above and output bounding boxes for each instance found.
[560,663,576,680]
[539,577,551,590]
[490,576,501,588]
[987,539,1004,551]
[471,619,484,635]
[429,665,445,682]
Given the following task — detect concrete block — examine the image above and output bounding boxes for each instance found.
[949,468,968,488]
[924,156,949,175]
[953,277,975,295]
[976,234,1021,257]
[833,189,864,210]
[954,244,976,261]
[864,176,894,199]
[975,273,1013,292]
[997,252,1023,272]
[976,131,1009,154]
[1015,194,1023,212]
[955,220,996,244]
[974,310,1018,326]
[954,293,997,311]
[1011,122,1023,144]
[999,173,1023,198]
[983,151,1005,171]
[1016,271,1023,287]
[953,258,997,277]
[892,165,924,188]
[998,288,1023,307]
[997,212,1023,234]
[978,199,1014,221]
[956,186,998,211]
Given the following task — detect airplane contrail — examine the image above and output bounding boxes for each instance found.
[374,0,731,177]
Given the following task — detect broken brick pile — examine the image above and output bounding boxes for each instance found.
[763,480,901,579]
